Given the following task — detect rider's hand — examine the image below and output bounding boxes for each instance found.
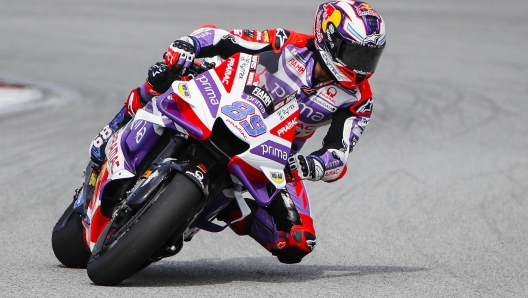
[287,154,325,181]
[163,36,197,75]
[146,62,178,94]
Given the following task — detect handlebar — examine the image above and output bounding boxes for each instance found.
[188,61,216,77]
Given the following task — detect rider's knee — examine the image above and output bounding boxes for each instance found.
[271,225,317,264]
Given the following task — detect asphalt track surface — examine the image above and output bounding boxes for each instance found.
[1,0,527,297]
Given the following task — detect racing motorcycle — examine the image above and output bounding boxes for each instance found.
[51,52,301,286]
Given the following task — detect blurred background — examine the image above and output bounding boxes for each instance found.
[0,0,526,296]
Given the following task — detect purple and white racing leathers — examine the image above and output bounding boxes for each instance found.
[186,26,374,263]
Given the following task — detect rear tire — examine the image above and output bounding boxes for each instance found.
[87,173,202,286]
[51,201,90,268]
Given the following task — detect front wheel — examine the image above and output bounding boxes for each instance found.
[86,173,202,286]
[51,201,90,268]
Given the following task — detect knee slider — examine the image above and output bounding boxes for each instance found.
[272,225,316,264]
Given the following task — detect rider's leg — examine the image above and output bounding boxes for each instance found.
[217,180,316,264]
[89,86,149,165]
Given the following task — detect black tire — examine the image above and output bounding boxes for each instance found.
[51,201,90,268]
[86,173,202,286]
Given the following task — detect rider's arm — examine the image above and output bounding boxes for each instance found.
[189,26,312,58]
[308,84,374,182]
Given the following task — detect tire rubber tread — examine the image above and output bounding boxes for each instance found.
[86,173,201,286]
[51,201,90,268]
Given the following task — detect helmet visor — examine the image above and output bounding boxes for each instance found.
[332,38,384,75]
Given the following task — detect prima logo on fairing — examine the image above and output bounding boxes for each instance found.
[261,144,288,161]
[243,94,266,116]
[196,72,222,117]
[250,140,291,164]
[195,73,221,105]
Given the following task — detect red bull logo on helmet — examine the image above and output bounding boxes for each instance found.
[322,3,342,33]
[355,2,380,18]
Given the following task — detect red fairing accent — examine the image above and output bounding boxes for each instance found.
[213,53,240,93]
[228,156,267,182]
[84,166,111,245]
[89,206,112,244]
[125,88,145,117]
[270,111,300,142]
[174,95,212,140]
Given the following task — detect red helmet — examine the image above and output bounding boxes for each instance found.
[313,1,386,89]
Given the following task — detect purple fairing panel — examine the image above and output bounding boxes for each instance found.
[123,119,162,171]
[156,86,205,139]
[229,163,278,206]
[112,102,163,174]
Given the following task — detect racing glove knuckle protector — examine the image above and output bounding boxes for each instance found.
[163,36,197,74]
[288,154,325,181]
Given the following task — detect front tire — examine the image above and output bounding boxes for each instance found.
[51,201,90,268]
[87,173,202,286]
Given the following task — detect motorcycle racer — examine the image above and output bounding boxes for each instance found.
[88,1,386,264]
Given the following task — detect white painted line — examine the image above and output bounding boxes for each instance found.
[0,83,43,114]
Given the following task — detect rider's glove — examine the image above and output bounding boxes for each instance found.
[163,36,197,75]
[146,62,178,94]
[287,154,325,181]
